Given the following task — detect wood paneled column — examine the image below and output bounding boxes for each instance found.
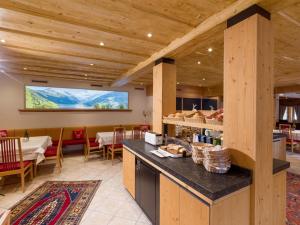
[152,58,176,134]
[223,5,273,225]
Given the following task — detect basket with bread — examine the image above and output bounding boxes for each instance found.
[184,111,205,123]
[163,112,185,122]
[191,142,214,164]
[206,109,223,125]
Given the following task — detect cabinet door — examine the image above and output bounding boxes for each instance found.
[179,188,209,225]
[123,148,135,198]
[160,174,180,225]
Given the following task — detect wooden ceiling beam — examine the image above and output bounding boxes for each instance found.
[0,27,149,58]
[275,85,300,94]
[0,65,120,79]
[111,0,262,87]
[0,0,168,46]
[1,45,134,69]
[0,63,124,76]
[0,55,127,73]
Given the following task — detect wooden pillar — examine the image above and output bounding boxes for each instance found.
[152,58,176,134]
[223,5,273,225]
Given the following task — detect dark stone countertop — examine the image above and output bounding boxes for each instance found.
[273,158,290,174]
[123,140,290,201]
[273,133,287,140]
[123,140,252,201]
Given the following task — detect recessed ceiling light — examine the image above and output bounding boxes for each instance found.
[0,39,5,43]
[202,78,206,81]
[85,77,88,80]
[140,82,144,85]
[177,82,180,85]
[23,67,28,70]
[89,63,94,66]
[99,42,104,46]
[84,74,88,77]
[197,61,201,65]
[208,47,213,52]
[147,33,152,38]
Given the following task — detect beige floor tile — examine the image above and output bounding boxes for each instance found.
[108,216,137,225]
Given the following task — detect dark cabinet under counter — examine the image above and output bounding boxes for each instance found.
[135,158,160,225]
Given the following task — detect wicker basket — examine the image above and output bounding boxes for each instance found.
[184,112,206,123]
[163,117,184,122]
[203,147,231,174]
[205,118,223,125]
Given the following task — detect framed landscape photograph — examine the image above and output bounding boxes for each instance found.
[25,86,129,110]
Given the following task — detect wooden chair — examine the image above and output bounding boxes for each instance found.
[140,125,150,138]
[107,127,125,165]
[43,128,64,173]
[85,127,105,160]
[132,126,142,140]
[279,124,298,152]
[0,137,33,192]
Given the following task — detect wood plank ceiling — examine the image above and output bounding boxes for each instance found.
[0,0,299,88]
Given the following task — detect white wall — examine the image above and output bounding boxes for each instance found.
[0,73,148,129]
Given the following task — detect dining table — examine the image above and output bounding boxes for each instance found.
[95,131,132,148]
[0,136,52,165]
[273,129,300,141]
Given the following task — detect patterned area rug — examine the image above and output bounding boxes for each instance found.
[287,172,300,225]
[10,180,101,225]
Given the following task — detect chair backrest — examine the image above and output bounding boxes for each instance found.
[0,137,24,171]
[132,126,141,140]
[140,125,150,138]
[279,124,292,139]
[56,128,64,158]
[0,130,8,138]
[113,127,125,146]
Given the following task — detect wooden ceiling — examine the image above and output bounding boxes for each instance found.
[0,0,299,88]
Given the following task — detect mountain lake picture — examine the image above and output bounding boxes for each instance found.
[25,86,129,110]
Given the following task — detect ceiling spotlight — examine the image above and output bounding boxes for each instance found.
[140,82,144,85]
[84,74,88,77]
[0,39,5,43]
[202,78,206,81]
[208,47,213,52]
[89,63,94,66]
[85,77,88,80]
[23,67,28,70]
[99,42,104,46]
[177,82,180,85]
[197,61,201,65]
[147,33,152,38]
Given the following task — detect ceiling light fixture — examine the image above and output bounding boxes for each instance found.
[197,61,201,65]
[89,63,94,66]
[202,78,206,81]
[23,67,28,70]
[99,42,104,46]
[0,39,5,43]
[84,74,88,77]
[177,82,180,85]
[140,82,144,86]
[208,47,213,52]
[147,33,152,38]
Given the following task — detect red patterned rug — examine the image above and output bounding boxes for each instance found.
[10,180,101,225]
[287,172,300,225]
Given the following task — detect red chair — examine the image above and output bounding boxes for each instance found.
[279,124,299,152]
[0,137,33,192]
[0,130,8,138]
[140,125,150,138]
[85,128,105,160]
[43,128,64,173]
[107,127,125,165]
[132,126,142,140]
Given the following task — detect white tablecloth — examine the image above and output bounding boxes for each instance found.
[96,131,132,147]
[0,136,52,164]
[274,130,300,141]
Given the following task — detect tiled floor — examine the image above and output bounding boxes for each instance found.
[0,154,152,225]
